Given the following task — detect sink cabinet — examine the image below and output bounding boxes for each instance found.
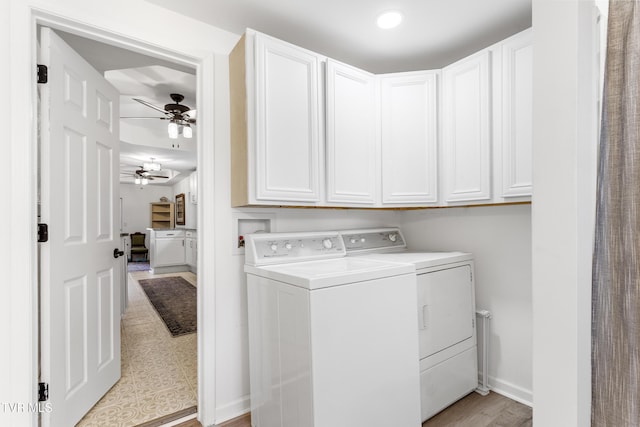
[148,228,187,274]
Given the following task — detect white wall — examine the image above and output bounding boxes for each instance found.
[531,0,599,425]
[0,0,16,422]
[403,205,532,404]
[120,183,174,251]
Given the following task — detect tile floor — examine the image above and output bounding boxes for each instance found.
[76,271,198,427]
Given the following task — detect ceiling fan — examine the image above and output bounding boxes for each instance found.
[121,165,169,185]
[124,93,196,139]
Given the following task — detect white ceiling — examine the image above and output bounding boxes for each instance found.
[147,0,532,72]
[111,66,198,186]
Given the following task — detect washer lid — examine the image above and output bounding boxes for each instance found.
[245,257,415,290]
[356,251,473,270]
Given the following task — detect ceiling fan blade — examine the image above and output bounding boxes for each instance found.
[133,98,171,115]
[120,116,169,120]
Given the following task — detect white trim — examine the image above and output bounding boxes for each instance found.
[213,395,251,424]
[5,3,224,426]
[488,375,533,407]
[198,52,218,426]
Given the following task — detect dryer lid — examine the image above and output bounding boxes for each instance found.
[355,251,473,270]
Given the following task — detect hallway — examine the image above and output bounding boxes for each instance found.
[77,271,197,426]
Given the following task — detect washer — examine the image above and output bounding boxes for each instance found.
[341,228,478,422]
[244,231,422,427]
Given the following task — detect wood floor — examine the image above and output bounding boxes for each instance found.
[174,391,532,427]
[423,392,532,427]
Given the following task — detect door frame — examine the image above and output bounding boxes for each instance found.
[8,6,218,426]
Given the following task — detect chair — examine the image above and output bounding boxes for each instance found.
[129,232,149,262]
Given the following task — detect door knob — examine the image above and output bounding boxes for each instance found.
[113,248,125,259]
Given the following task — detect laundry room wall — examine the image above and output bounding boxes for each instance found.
[402,204,532,405]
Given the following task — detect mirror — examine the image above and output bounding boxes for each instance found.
[176,193,185,225]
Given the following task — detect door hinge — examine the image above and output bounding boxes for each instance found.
[37,64,48,84]
[38,382,49,402]
[38,223,49,243]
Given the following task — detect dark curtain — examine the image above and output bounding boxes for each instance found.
[593,1,640,425]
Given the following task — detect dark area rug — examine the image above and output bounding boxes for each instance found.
[138,276,197,337]
[128,261,150,272]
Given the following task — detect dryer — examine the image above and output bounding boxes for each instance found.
[244,231,422,427]
[342,228,478,421]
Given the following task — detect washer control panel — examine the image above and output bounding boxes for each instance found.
[341,228,406,253]
[245,232,345,266]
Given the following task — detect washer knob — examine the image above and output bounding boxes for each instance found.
[322,238,333,249]
[350,238,357,244]
[270,244,278,252]
[285,243,292,250]
[389,233,397,242]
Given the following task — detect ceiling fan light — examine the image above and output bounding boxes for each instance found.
[141,177,149,185]
[143,162,162,171]
[168,121,179,139]
[183,125,193,139]
[134,176,141,185]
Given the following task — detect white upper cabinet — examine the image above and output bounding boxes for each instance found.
[189,171,197,204]
[500,29,532,198]
[230,30,323,206]
[230,28,532,209]
[326,59,377,204]
[380,71,439,205]
[442,51,492,203]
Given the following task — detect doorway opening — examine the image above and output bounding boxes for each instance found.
[37,24,202,427]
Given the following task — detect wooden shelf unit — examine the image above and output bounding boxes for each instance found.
[150,202,175,229]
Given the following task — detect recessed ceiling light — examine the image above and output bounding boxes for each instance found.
[377,11,403,29]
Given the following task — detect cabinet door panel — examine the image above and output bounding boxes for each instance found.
[255,35,321,202]
[326,60,376,204]
[185,238,194,266]
[155,238,185,266]
[501,31,533,197]
[442,51,492,203]
[380,72,439,204]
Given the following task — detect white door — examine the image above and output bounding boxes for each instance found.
[379,71,439,205]
[325,59,376,204]
[155,238,186,266]
[39,27,121,427]
[254,32,322,203]
[501,29,533,198]
[442,51,492,203]
[417,266,474,358]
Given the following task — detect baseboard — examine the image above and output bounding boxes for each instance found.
[488,375,533,407]
[215,395,251,425]
[149,265,190,274]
